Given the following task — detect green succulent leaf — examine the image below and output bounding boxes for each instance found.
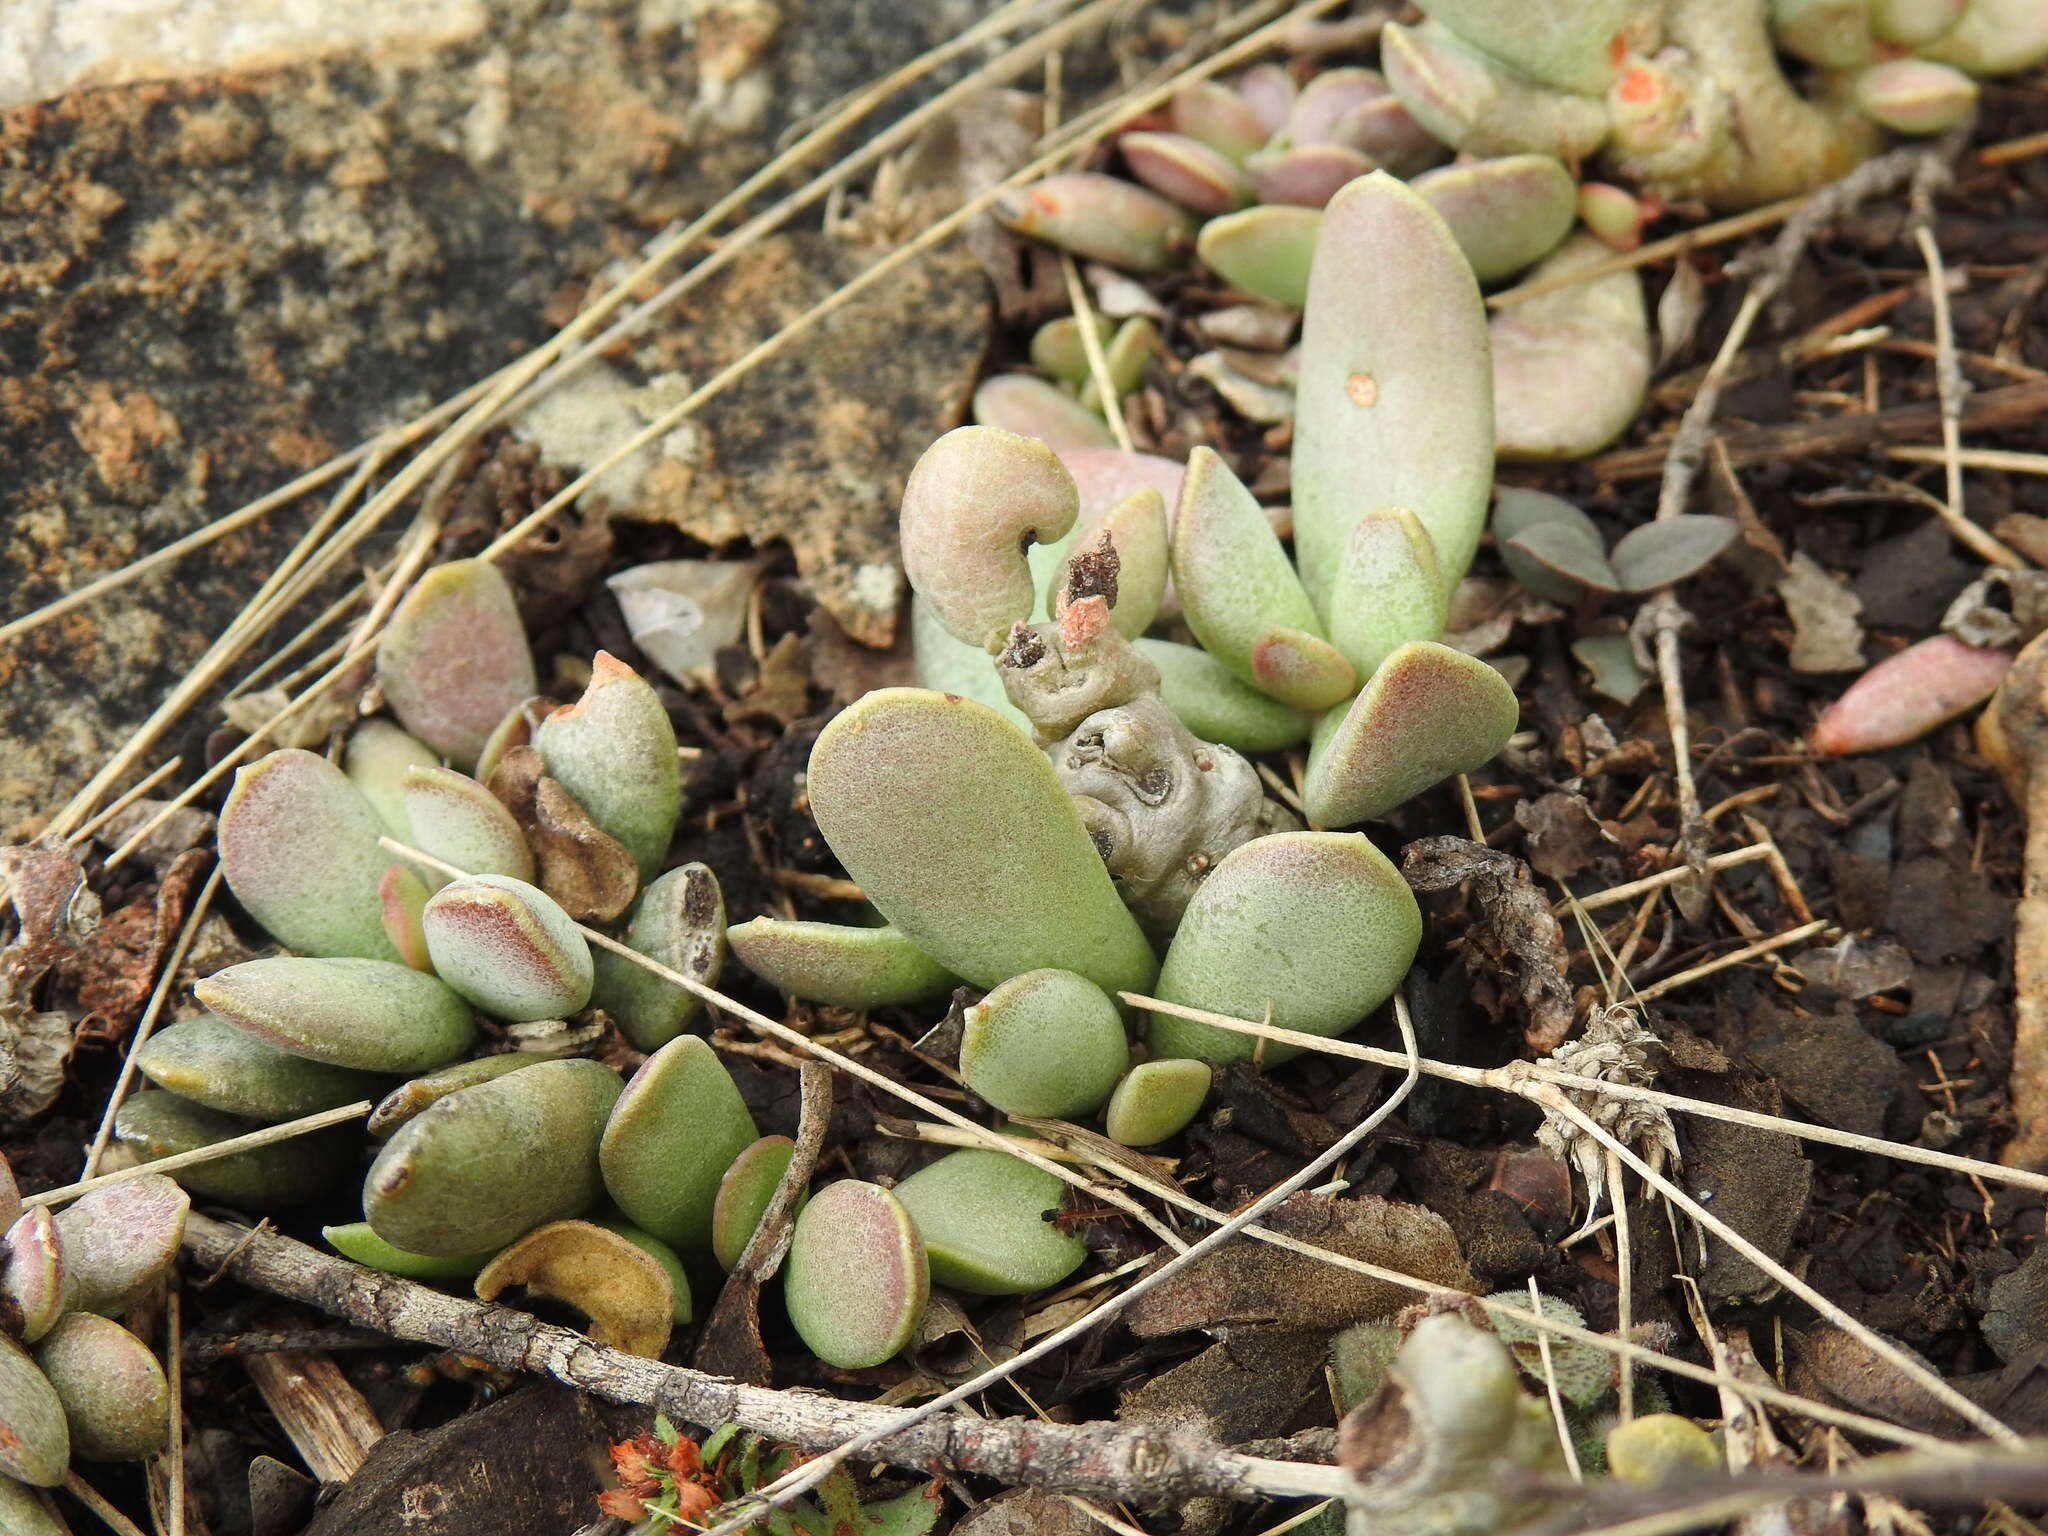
[1301,641,1520,827]
[1505,519,1620,596]
[1170,447,1332,702]
[910,597,1031,729]
[600,1036,758,1252]
[971,374,1116,453]
[784,1181,928,1369]
[342,718,438,847]
[379,864,433,970]
[366,1052,545,1138]
[1492,235,1651,462]
[322,1221,496,1280]
[1136,639,1311,752]
[0,1333,66,1486]
[400,765,535,884]
[535,651,681,883]
[591,863,726,1051]
[1572,632,1650,704]
[1169,80,1270,164]
[1411,154,1579,283]
[1412,0,1637,94]
[0,1474,68,1534]
[1195,203,1320,309]
[995,173,1194,274]
[1030,314,1116,385]
[219,748,404,962]
[711,1135,799,1272]
[1103,1058,1212,1147]
[363,1057,622,1256]
[727,917,957,1010]
[1294,172,1494,609]
[807,689,1157,997]
[1149,831,1421,1064]
[196,956,477,1073]
[374,559,538,771]
[421,874,594,1023]
[1380,20,1611,163]
[35,1315,168,1461]
[135,1015,391,1121]
[893,1150,1086,1296]
[115,1092,357,1209]
[1246,143,1377,209]
[960,969,1129,1120]
[1247,625,1359,712]
[1327,509,1450,680]
[900,426,1082,650]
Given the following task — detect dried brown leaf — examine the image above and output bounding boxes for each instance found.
[1401,837,1574,1053]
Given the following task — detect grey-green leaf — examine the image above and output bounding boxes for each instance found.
[894,1149,1086,1296]
[727,918,957,1011]
[591,863,725,1050]
[195,956,477,1073]
[960,969,1129,1120]
[1609,514,1739,592]
[599,1036,758,1252]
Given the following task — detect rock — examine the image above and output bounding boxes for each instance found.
[0,0,994,834]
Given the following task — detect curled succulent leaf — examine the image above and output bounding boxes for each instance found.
[535,652,681,884]
[1302,642,1520,828]
[1170,79,1270,163]
[1120,131,1254,214]
[1196,204,1321,309]
[135,1015,390,1122]
[197,955,477,1073]
[807,689,1157,996]
[366,1052,545,1138]
[421,874,594,1023]
[400,766,535,885]
[35,1315,168,1461]
[901,426,1081,651]
[342,718,438,844]
[1606,1413,1721,1486]
[995,173,1194,274]
[589,1218,695,1324]
[2,1211,66,1342]
[1381,20,1610,164]
[711,1135,798,1272]
[1171,447,1346,708]
[363,1057,622,1256]
[0,1333,66,1486]
[1815,634,2013,755]
[726,917,956,1010]
[960,969,1129,1120]
[475,1219,675,1358]
[1853,57,1978,131]
[600,1036,758,1252]
[114,1092,356,1208]
[1103,1058,1212,1146]
[375,559,538,770]
[894,1149,1086,1296]
[1149,831,1421,1064]
[219,748,403,962]
[487,750,641,924]
[1412,155,1579,283]
[590,863,725,1050]
[323,1221,495,1280]
[379,865,433,971]
[1136,639,1311,752]
[972,374,1117,452]
[783,1181,928,1369]
[1328,510,1449,682]
[1492,235,1651,461]
[1294,172,1494,607]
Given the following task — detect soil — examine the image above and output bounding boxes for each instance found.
[4,4,2048,1535]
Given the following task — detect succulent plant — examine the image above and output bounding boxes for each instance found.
[535,651,683,884]
[1604,1411,1721,1485]
[589,863,725,1050]
[727,917,957,1011]
[710,1135,799,1271]
[34,1314,169,1461]
[959,968,1130,1120]
[323,1221,497,1280]
[365,1052,546,1137]
[1102,1058,1213,1147]
[1493,489,1737,604]
[135,1014,392,1120]
[116,1091,358,1207]
[196,955,478,1073]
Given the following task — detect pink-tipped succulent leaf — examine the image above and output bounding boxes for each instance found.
[374,559,538,770]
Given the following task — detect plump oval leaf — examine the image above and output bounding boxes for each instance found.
[590,863,725,1051]
[114,1093,355,1209]
[1103,1059,1213,1147]
[375,559,537,770]
[35,1314,168,1461]
[894,1150,1086,1296]
[727,918,956,1011]
[784,1182,928,1369]
[961,969,1129,1120]
[534,652,680,883]
[599,1036,758,1252]
[196,956,477,1073]
[135,1015,391,1121]
[711,1135,798,1272]
[1136,639,1311,752]
[421,874,593,1023]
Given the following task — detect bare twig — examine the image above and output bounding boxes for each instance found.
[179,1213,1344,1506]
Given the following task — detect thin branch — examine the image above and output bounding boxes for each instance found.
[178,1213,1344,1506]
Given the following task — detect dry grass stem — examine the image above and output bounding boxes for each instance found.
[29,1101,372,1211]
[1886,444,2048,476]
[1628,917,1830,1004]
[1121,994,2048,1197]
[1060,252,1136,452]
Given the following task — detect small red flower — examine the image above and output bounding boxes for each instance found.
[597,1488,648,1520]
